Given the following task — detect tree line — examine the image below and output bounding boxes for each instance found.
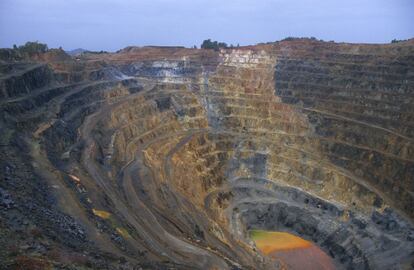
[12,41,49,56]
[200,39,239,51]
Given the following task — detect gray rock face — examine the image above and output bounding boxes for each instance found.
[234,183,414,269]
[0,64,52,99]
[0,187,14,209]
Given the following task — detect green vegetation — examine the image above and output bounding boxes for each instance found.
[281,37,324,42]
[391,39,407,44]
[84,50,108,54]
[0,41,50,61]
[0,41,72,62]
[200,39,228,51]
[14,41,49,56]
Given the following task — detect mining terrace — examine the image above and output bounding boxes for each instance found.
[1,39,414,269]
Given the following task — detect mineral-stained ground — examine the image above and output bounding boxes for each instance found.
[0,39,414,269]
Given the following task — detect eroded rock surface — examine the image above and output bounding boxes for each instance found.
[1,39,414,269]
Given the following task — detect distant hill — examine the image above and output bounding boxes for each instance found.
[66,48,87,56]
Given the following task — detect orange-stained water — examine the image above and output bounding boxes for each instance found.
[251,230,336,270]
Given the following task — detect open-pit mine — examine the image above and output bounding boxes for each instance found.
[1,39,414,269]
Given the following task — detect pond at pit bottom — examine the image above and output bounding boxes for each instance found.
[250,230,336,270]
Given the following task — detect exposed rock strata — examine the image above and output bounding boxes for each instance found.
[1,40,413,269]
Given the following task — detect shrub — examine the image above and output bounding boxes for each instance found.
[281,37,324,42]
[391,39,407,44]
[17,41,49,56]
[201,39,228,51]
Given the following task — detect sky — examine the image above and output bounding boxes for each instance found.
[0,0,413,51]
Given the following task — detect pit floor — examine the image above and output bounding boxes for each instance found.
[250,230,336,270]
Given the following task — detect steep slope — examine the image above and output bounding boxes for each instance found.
[0,40,413,270]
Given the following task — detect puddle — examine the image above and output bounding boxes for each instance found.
[250,230,336,270]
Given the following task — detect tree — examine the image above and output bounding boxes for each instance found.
[201,39,214,49]
[201,39,228,51]
[218,42,228,48]
[18,41,48,55]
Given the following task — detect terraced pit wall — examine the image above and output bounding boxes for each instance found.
[0,40,413,269]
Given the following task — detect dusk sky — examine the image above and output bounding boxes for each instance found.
[0,0,413,51]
